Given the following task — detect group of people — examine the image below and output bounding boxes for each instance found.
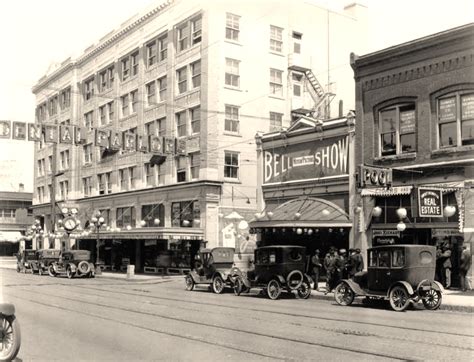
[437,241,472,292]
[309,247,364,293]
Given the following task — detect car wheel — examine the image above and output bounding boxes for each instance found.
[334,282,355,306]
[233,277,243,296]
[48,264,56,277]
[77,261,91,275]
[389,285,410,311]
[185,275,195,291]
[296,281,312,299]
[66,266,75,279]
[212,275,225,294]
[0,315,21,362]
[422,289,442,310]
[286,270,304,290]
[267,279,281,300]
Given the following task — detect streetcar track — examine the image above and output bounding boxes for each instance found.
[6,288,405,361]
[14,283,472,352]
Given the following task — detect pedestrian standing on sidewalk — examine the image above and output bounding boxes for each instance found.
[440,243,452,289]
[311,249,322,291]
[459,245,472,292]
[324,247,342,294]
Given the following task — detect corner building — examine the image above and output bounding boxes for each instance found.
[351,24,474,287]
[32,0,366,273]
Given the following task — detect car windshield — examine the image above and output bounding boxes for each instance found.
[256,249,278,264]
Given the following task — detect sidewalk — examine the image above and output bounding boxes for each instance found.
[311,282,474,313]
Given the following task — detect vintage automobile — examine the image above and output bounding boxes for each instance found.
[16,249,38,274]
[232,245,313,300]
[185,247,236,294]
[35,249,61,275]
[334,245,444,311]
[0,302,21,361]
[48,250,96,279]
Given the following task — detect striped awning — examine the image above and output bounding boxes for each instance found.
[361,186,413,197]
[0,231,22,242]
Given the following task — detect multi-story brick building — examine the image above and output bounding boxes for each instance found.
[31,0,366,273]
[351,23,474,287]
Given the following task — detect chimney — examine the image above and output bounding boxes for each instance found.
[19,183,24,192]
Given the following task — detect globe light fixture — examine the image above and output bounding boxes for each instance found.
[194,219,201,226]
[296,228,303,235]
[154,218,160,226]
[126,225,132,230]
[322,209,330,216]
[397,221,407,232]
[396,207,407,220]
[307,229,313,235]
[372,206,382,218]
[182,220,190,227]
[294,212,301,220]
[238,220,248,230]
[444,205,456,217]
[140,220,147,227]
[267,211,274,219]
[91,216,98,223]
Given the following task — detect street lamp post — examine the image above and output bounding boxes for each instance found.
[31,219,43,250]
[90,212,105,266]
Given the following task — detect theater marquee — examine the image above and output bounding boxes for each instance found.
[263,135,349,184]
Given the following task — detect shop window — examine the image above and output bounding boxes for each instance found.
[116,206,136,228]
[141,204,165,227]
[378,104,416,156]
[171,200,200,227]
[437,92,474,148]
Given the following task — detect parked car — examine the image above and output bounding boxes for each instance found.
[334,245,444,311]
[36,249,61,275]
[232,245,313,300]
[49,250,96,279]
[16,249,38,274]
[185,247,236,294]
[0,302,21,361]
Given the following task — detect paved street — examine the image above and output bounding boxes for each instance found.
[1,269,473,361]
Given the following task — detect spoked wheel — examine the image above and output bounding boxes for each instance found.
[48,265,57,277]
[66,267,74,279]
[212,275,225,294]
[233,277,243,296]
[296,281,311,299]
[0,315,21,362]
[334,282,355,306]
[422,289,442,310]
[389,285,410,311]
[185,275,195,291]
[267,279,281,300]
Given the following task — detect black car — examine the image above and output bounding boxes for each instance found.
[49,250,96,279]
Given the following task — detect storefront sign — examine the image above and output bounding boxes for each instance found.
[263,135,349,184]
[373,230,400,237]
[432,229,462,238]
[418,188,443,217]
[373,230,399,246]
[359,165,392,188]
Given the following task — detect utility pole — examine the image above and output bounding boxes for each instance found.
[50,142,58,250]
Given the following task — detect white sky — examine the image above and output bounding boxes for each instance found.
[0,0,472,192]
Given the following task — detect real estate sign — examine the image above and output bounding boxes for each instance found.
[418,187,443,217]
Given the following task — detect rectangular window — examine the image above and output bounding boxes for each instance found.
[116,207,135,228]
[270,112,283,132]
[177,67,187,94]
[119,169,127,190]
[83,144,93,164]
[146,82,156,106]
[145,163,155,186]
[141,204,165,227]
[176,111,187,137]
[292,31,302,54]
[379,104,416,156]
[145,121,156,136]
[158,34,168,61]
[190,152,200,180]
[48,96,58,116]
[108,101,114,121]
[225,58,240,88]
[99,65,114,92]
[270,25,283,53]
[48,155,53,173]
[98,173,105,195]
[191,16,202,45]
[82,177,92,197]
[270,68,283,96]
[191,60,201,88]
[171,201,199,227]
[157,164,165,185]
[177,23,189,51]
[99,104,107,126]
[190,107,200,134]
[131,90,138,113]
[84,78,94,100]
[225,105,239,133]
[131,51,139,77]
[226,13,240,41]
[84,110,94,128]
[292,73,303,97]
[158,76,167,101]
[146,40,157,67]
[60,150,70,170]
[121,94,129,117]
[177,156,187,182]
[121,57,130,81]
[158,117,166,136]
[129,166,137,189]
[224,151,239,179]
[60,88,71,110]
[438,93,474,148]
[37,160,43,176]
[59,181,69,200]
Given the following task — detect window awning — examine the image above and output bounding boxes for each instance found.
[249,197,351,228]
[361,186,413,197]
[0,231,22,242]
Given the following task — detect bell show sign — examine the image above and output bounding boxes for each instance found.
[263,135,349,184]
[418,187,443,218]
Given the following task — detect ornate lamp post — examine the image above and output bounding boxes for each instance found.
[90,211,105,266]
[31,219,43,249]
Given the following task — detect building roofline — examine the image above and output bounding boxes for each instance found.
[351,23,474,71]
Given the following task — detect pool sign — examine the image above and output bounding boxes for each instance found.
[418,188,443,218]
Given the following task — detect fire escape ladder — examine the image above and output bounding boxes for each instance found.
[304,69,325,98]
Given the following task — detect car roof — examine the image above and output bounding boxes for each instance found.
[257,245,306,250]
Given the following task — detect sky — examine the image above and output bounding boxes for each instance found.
[0,0,472,192]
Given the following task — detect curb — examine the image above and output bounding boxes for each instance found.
[309,291,473,313]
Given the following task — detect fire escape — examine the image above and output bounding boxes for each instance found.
[288,63,335,121]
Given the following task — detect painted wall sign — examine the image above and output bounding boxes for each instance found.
[263,135,349,184]
[438,97,456,122]
[461,94,474,119]
[418,187,443,217]
[359,165,392,188]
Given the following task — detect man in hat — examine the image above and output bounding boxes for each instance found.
[339,249,348,279]
[324,247,342,294]
[354,248,364,274]
[311,249,322,291]
[439,242,452,289]
[460,244,472,292]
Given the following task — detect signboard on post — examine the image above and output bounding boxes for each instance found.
[359,165,392,188]
[418,188,443,217]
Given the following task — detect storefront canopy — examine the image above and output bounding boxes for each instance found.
[0,231,22,243]
[361,186,413,197]
[249,197,351,228]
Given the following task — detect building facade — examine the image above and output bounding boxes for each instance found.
[31,0,366,273]
[351,24,474,287]
[251,112,355,265]
[0,185,33,256]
